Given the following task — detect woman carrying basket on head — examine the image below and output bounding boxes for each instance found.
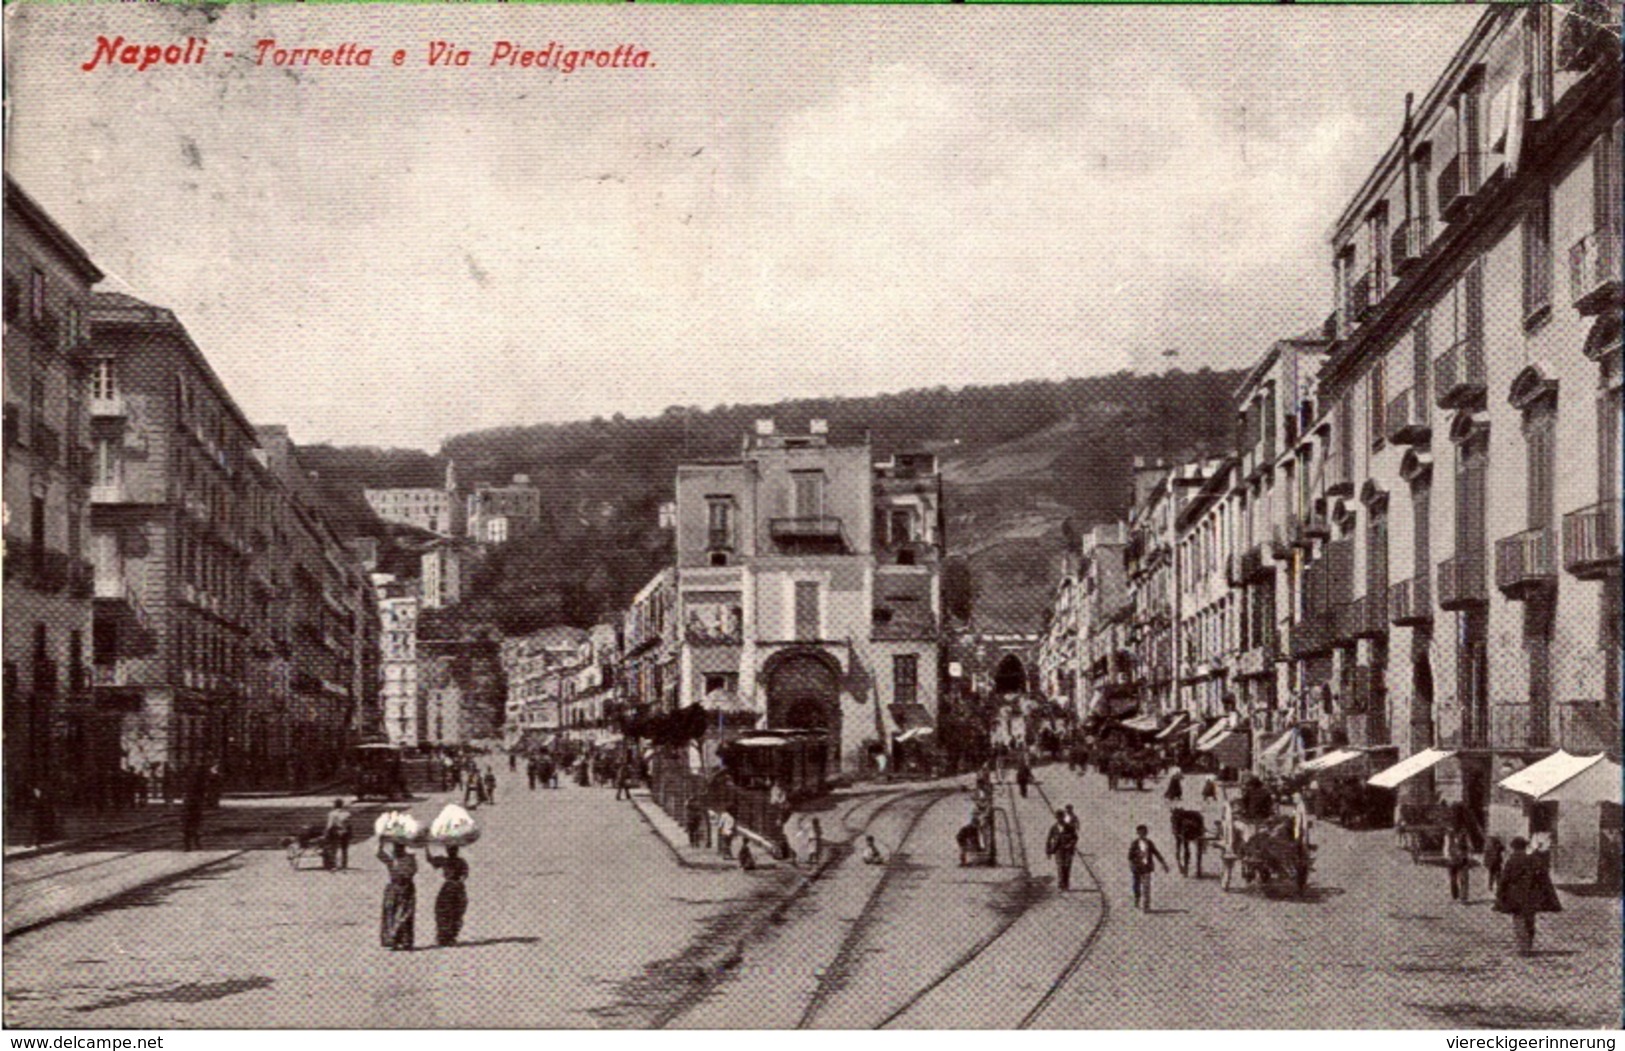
[426,844,469,946]
[377,839,418,951]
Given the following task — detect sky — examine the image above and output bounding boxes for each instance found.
[4,4,1484,451]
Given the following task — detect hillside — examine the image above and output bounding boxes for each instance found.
[300,368,1245,634]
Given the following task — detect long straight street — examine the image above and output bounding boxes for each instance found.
[6,765,1618,1029]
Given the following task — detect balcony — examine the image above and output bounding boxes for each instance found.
[1390,217,1425,275]
[90,394,128,418]
[1433,336,1486,409]
[1568,228,1622,317]
[1240,545,1271,584]
[1303,512,1331,542]
[769,516,847,553]
[1437,152,1479,223]
[706,528,733,552]
[1494,525,1557,600]
[1562,501,1619,579]
[1225,553,1246,588]
[1349,267,1377,324]
[1557,700,1621,755]
[1353,592,1388,639]
[1384,387,1430,445]
[90,480,130,504]
[1388,574,1433,627]
[1270,522,1294,558]
[1235,643,1276,678]
[1437,552,1487,609]
[1288,613,1331,659]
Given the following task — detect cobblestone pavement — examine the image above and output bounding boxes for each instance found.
[4,766,1618,1029]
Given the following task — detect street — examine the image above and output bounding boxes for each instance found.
[4,765,1618,1029]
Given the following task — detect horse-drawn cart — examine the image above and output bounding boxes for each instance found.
[1218,781,1313,895]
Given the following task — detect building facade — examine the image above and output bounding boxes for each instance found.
[3,177,102,813]
[670,421,944,771]
[466,474,542,545]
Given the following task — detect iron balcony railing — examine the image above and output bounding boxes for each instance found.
[1437,551,1488,609]
[1434,336,1486,409]
[1437,152,1481,222]
[1391,216,1426,275]
[1561,500,1619,580]
[768,516,847,549]
[1388,574,1433,627]
[1568,227,1622,317]
[1494,525,1557,599]
[1385,387,1430,445]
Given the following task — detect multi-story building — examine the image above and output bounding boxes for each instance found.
[365,460,460,536]
[622,568,678,713]
[670,421,944,771]
[1308,3,1620,881]
[1175,459,1239,723]
[418,629,503,748]
[3,177,102,813]
[1079,523,1135,722]
[420,538,478,610]
[559,623,621,743]
[500,625,589,745]
[466,474,541,545]
[373,575,420,747]
[1035,570,1079,714]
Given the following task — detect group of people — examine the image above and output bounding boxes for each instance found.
[378,839,470,951]
[1444,823,1563,956]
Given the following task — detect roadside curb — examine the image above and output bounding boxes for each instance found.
[3,849,249,941]
[628,791,737,872]
[4,817,177,863]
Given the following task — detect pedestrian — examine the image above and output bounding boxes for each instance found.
[737,839,757,872]
[482,767,497,806]
[614,761,634,801]
[1201,776,1218,802]
[324,798,353,871]
[1483,835,1505,894]
[1016,759,1033,799]
[1164,768,1184,803]
[547,756,560,789]
[716,808,737,859]
[180,768,206,851]
[527,758,538,792]
[683,797,706,848]
[425,843,469,947]
[956,821,982,866]
[508,751,517,773]
[861,834,886,865]
[1046,809,1079,891]
[1128,824,1171,912]
[1445,825,1473,903]
[463,769,484,808]
[377,840,418,951]
[804,816,823,866]
[1062,804,1080,832]
[1494,836,1562,956]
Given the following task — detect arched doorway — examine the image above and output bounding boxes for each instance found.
[764,649,842,738]
[993,653,1027,695]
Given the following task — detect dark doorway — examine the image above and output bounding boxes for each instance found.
[993,654,1026,695]
[766,652,840,737]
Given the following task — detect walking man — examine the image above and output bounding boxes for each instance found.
[1046,809,1079,891]
[1129,824,1170,912]
[1445,825,1473,903]
[1494,837,1562,956]
[325,798,353,871]
[1016,759,1034,799]
[614,760,634,801]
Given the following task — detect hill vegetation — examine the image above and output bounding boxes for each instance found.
[300,368,1245,635]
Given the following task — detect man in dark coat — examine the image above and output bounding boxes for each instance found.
[1129,824,1171,911]
[1494,837,1562,956]
[1046,810,1079,891]
[1016,760,1034,799]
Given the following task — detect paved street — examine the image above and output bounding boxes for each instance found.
[6,764,1617,1029]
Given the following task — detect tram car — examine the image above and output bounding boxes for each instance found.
[717,729,831,802]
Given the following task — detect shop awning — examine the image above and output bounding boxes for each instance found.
[1367,748,1455,789]
[896,727,935,743]
[1196,729,1248,767]
[1155,713,1191,740]
[1120,714,1161,733]
[1499,751,1622,805]
[1301,748,1364,773]
[1260,728,1300,761]
[1193,721,1234,752]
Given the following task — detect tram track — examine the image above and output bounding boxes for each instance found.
[1016,776,1111,1029]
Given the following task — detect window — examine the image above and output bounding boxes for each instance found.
[792,472,824,519]
[1413,484,1431,580]
[91,358,116,402]
[94,438,117,487]
[702,672,738,697]
[28,268,45,323]
[1369,359,1386,448]
[794,581,820,641]
[893,654,919,707]
[889,508,915,545]
[1522,190,1552,323]
[706,497,734,550]
[3,273,20,323]
[1455,433,1487,557]
[1524,408,1556,530]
